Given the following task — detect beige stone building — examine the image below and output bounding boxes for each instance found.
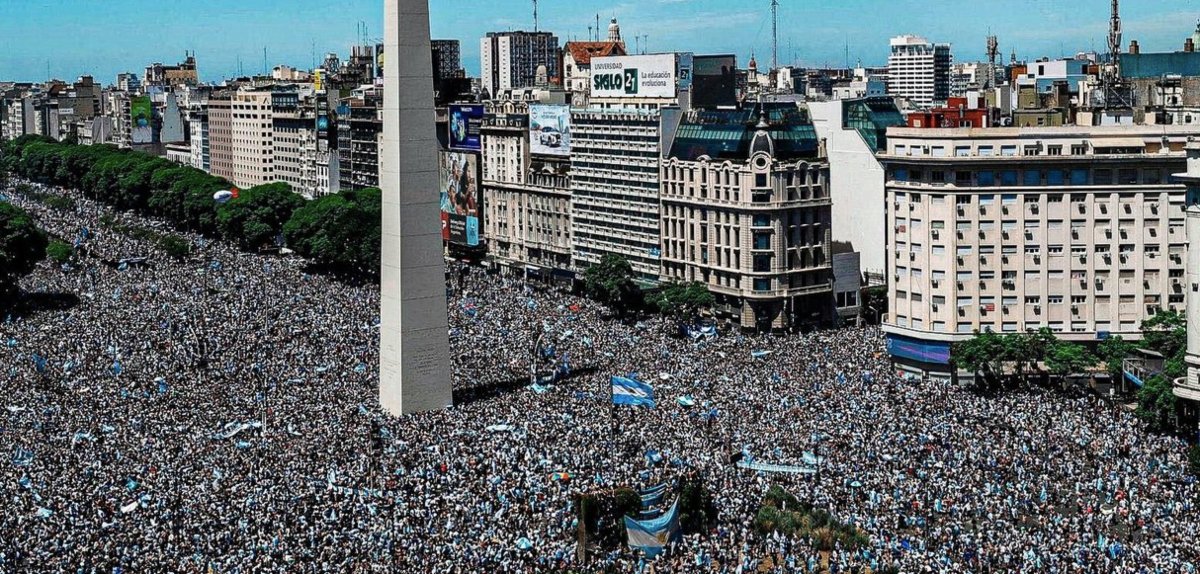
[481,100,573,275]
[660,104,834,330]
[206,92,234,184]
[879,125,1200,375]
[230,90,274,188]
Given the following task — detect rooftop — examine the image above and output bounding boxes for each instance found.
[668,103,820,162]
[564,42,626,67]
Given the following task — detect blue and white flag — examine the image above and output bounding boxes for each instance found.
[751,350,772,359]
[625,498,681,558]
[32,354,47,374]
[639,484,667,508]
[612,376,655,408]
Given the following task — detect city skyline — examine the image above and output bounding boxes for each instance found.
[1,0,1198,83]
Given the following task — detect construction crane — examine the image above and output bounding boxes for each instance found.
[985,34,999,90]
[1107,0,1122,81]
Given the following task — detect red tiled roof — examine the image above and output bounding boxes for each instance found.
[564,42,627,67]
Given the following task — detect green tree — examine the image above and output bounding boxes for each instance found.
[583,254,641,315]
[45,241,73,265]
[1189,444,1200,476]
[951,330,1006,384]
[0,203,49,298]
[646,281,715,320]
[217,182,304,251]
[157,234,192,260]
[861,285,888,324]
[1137,375,1178,432]
[1045,341,1095,380]
[283,190,378,271]
[677,475,718,534]
[1097,335,1136,379]
[1141,311,1187,379]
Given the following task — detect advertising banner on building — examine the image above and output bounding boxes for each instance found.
[130,96,153,144]
[439,151,482,246]
[528,104,571,157]
[448,104,484,151]
[590,54,677,99]
[677,53,694,90]
[693,55,738,108]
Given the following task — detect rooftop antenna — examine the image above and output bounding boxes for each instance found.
[263,46,268,76]
[588,25,593,43]
[771,0,779,72]
[640,34,648,54]
[596,14,600,42]
[985,33,999,90]
[533,0,538,32]
[1107,0,1122,80]
[634,35,640,54]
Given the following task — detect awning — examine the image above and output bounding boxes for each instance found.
[1092,137,1146,149]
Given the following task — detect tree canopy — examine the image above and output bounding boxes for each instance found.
[283,187,381,273]
[216,182,305,251]
[583,254,642,315]
[0,202,49,297]
[646,281,715,319]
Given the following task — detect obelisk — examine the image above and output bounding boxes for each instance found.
[379,0,453,414]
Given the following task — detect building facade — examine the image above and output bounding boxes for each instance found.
[338,86,383,190]
[480,31,560,97]
[880,126,1199,376]
[887,35,952,109]
[230,89,274,188]
[206,92,235,184]
[481,101,573,274]
[660,105,834,330]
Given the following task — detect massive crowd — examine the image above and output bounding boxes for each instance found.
[1,179,1198,573]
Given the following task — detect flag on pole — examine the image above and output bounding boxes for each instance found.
[612,376,655,408]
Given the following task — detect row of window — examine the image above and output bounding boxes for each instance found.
[892,167,1173,187]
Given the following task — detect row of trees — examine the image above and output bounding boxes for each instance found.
[951,311,1186,431]
[0,202,49,300]
[1,135,383,275]
[583,254,716,321]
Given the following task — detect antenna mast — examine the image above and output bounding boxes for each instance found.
[1107,0,1122,80]
[985,34,999,90]
[771,0,779,72]
[533,0,538,33]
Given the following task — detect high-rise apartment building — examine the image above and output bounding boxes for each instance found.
[206,92,235,184]
[887,35,952,109]
[480,31,560,97]
[660,104,834,330]
[880,126,1199,378]
[338,86,383,191]
[229,89,274,188]
[116,73,141,94]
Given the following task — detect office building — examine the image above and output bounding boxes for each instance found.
[880,125,1199,378]
[1177,139,1200,414]
[431,40,464,83]
[206,91,235,184]
[660,104,834,330]
[562,39,627,107]
[480,31,560,97]
[144,54,199,89]
[887,35,952,108]
[228,89,274,188]
[116,73,141,93]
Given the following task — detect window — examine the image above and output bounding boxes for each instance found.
[1024,171,1042,186]
[893,169,909,182]
[1144,169,1161,185]
[1047,145,1063,156]
[1023,145,1040,156]
[978,146,995,156]
[1069,169,1089,186]
[753,254,771,272]
[1070,144,1087,155]
[1118,169,1137,185]
[1000,170,1019,186]
[1046,170,1065,186]
[754,278,771,292]
[955,146,971,157]
[931,146,946,157]
[956,171,972,186]
[1094,169,1113,185]
[755,173,768,188]
[1001,145,1017,156]
[977,171,995,186]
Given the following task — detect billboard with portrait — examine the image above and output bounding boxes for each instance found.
[590,54,677,99]
[439,151,482,246]
[528,104,571,157]
[130,96,153,144]
[692,55,738,108]
[448,104,484,151]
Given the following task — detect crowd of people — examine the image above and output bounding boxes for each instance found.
[1,179,1198,573]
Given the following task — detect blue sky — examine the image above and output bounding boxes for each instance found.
[1,0,1197,83]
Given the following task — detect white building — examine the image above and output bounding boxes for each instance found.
[887,35,952,109]
[809,97,906,285]
[1176,140,1200,413]
[480,31,560,97]
[879,125,1199,377]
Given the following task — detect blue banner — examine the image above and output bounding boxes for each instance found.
[612,376,655,408]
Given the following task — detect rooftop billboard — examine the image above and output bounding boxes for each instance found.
[590,54,677,99]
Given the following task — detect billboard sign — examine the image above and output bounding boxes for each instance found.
[677,53,694,90]
[692,55,738,108]
[448,104,484,151]
[439,151,482,246]
[130,96,153,144]
[528,104,571,157]
[590,54,677,99]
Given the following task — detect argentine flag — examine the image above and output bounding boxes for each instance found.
[624,498,681,558]
[612,376,655,408]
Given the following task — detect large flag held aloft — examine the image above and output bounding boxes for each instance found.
[625,498,681,558]
[612,376,655,408]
